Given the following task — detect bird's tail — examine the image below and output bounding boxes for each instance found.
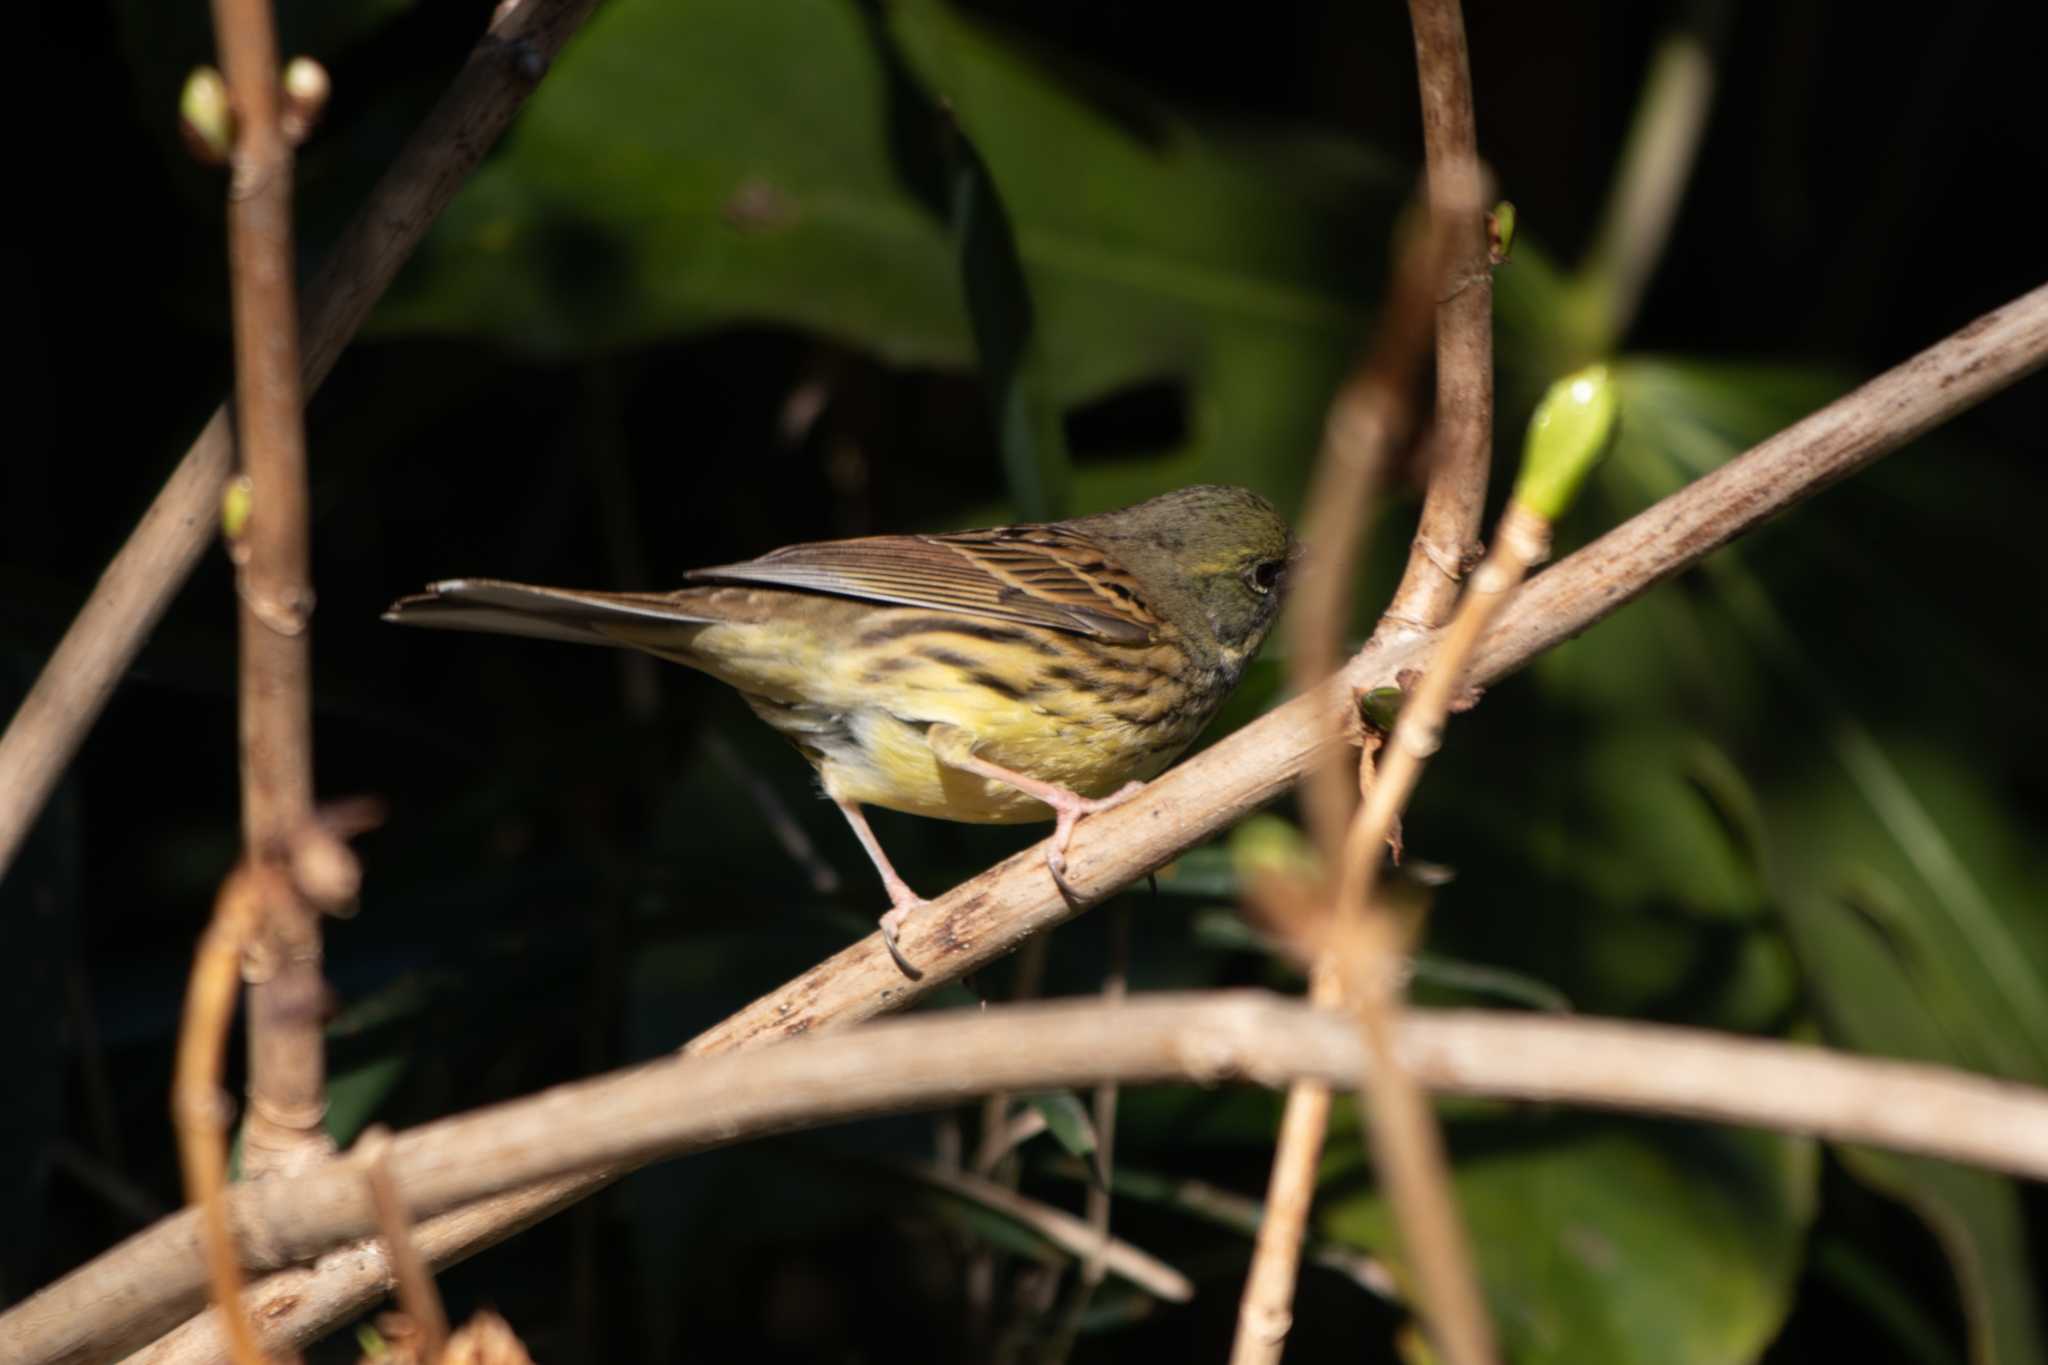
[383,578,721,648]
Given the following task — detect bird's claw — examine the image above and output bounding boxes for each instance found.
[1041,780,1147,909]
[1047,850,1087,911]
[878,901,927,981]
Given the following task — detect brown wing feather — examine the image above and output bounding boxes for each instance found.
[687,525,1161,644]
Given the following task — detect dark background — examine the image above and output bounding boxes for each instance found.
[8,0,2046,1361]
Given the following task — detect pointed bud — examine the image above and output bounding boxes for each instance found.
[179,67,232,165]
[1488,200,1517,265]
[1357,686,1405,733]
[1512,364,1619,522]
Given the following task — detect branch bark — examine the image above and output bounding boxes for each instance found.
[1379,0,1496,639]
[0,0,603,881]
[17,993,2048,1365]
[16,279,2047,1365]
[210,0,330,1184]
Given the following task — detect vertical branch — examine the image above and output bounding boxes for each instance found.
[1234,211,1454,1365]
[210,0,332,1179]
[1380,0,1496,640]
[1318,361,1617,1363]
[1235,3,1499,1360]
[1316,519,1551,1365]
[359,1127,453,1362]
[1228,958,1341,1361]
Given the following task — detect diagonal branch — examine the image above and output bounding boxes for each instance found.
[0,0,604,882]
[24,991,2048,1365]
[18,279,2048,1365]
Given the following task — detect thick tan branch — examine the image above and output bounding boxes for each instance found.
[18,995,2048,1365]
[0,0,603,881]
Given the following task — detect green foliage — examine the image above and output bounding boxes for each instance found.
[377,0,1397,512]
[1320,1118,1818,1365]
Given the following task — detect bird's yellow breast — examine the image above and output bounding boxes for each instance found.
[607,600,1215,825]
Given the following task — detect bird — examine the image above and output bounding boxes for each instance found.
[384,484,1297,976]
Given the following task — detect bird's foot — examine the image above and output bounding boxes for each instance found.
[1044,780,1148,907]
[877,888,929,981]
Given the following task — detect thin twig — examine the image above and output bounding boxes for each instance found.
[1228,957,1342,1361]
[1043,904,1132,1362]
[26,282,2048,1365]
[1287,219,1448,856]
[966,934,1051,1331]
[209,0,333,1183]
[170,864,274,1365]
[0,0,603,881]
[1310,508,1555,1365]
[32,990,2048,1365]
[1239,2,1497,1356]
[357,1127,452,1363]
[1379,0,1497,640]
[1578,26,1719,349]
[905,1160,1192,1307]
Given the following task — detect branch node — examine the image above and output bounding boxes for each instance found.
[237,580,315,637]
[290,823,363,914]
[1412,532,1466,580]
[488,29,550,83]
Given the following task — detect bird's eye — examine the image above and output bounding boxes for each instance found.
[1246,558,1286,594]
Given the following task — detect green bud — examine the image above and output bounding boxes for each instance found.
[179,67,232,165]
[1513,363,1619,522]
[1488,201,1517,265]
[1358,686,1405,732]
[1229,814,1321,885]
[221,475,253,542]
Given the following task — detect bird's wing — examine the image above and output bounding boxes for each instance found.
[688,526,1162,644]
[383,578,721,644]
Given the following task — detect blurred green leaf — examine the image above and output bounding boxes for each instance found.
[1831,1150,2043,1365]
[946,117,1072,519]
[1321,1118,1817,1365]
[1586,351,2048,1363]
[324,1055,409,1149]
[1407,955,1575,1015]
[1022,1090,1099,1166]
[378,0,1397,509]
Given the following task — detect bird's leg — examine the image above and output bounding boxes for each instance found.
[834,799,926,980]
[927,724,1145,904]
